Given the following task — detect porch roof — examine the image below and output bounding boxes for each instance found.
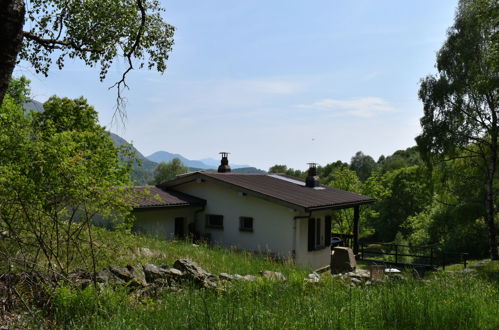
[131,186,206,209]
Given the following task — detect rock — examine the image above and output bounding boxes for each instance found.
[305,272,321,283]
[173,259,218,288]
[219,273,236,281]
[142,264,183,284]
[143,264,165,283]
[220,273,257,281]
[96,269,122,284]
[331,247,357,274]
[351,277,362,284]
[108,265,147,287]
[260,271,286,281]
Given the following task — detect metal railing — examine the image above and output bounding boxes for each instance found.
[358,242,469,270]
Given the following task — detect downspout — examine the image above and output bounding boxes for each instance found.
[293,211,312,261]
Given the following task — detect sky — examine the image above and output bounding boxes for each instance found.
[15,0,459,170]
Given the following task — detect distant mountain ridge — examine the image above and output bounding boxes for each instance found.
[147,151,251,170]
[21,101,264,185]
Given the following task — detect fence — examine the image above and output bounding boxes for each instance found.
[358,242,469,270]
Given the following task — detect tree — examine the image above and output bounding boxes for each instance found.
[150,158,188,184]
[326,167,362,234]
[0,79,133,275]
[0,0,175,116]
[349,151,377,182]
[268,165,288,174]
[416,0,498,259]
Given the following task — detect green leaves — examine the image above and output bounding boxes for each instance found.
[0,78,134,274]
[21,0,174,80]
[150,158,188,185]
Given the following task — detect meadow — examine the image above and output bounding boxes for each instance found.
[26,233,498,330]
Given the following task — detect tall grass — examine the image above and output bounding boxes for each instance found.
[14,232,498,329]
[48,272,498,330]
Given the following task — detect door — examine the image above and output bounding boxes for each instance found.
[174,217,185,239]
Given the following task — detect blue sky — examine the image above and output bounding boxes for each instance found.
[16,0,458,170]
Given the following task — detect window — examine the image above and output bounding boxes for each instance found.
[315,218,321,246]
[206,214,223,229]
[239,217,253,232]
[308,216,331,251]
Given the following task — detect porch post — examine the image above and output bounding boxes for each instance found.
[353,205,360,256]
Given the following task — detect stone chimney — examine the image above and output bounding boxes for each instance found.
[305,163,320,188]
[217,152,231,173]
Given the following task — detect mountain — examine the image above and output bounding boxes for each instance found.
[147,151,213,170]
[109,133,158,185]
[109,133,157,171]
[148,152,251,170]
[199,157,251,169]
[23,100,44,112]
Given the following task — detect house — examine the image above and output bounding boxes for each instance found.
[132,153,375,269]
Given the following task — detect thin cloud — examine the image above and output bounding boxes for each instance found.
[297,97,396,118]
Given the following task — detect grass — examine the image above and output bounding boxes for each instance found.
[48,272,498,330]
[86,227,310,278]
[8,231,499,329]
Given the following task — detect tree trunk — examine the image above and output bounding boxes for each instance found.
[0,0,25,104]
[485,104,498,260]
[485,173,498,260]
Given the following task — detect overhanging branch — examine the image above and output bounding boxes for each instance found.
[22,31,105,53]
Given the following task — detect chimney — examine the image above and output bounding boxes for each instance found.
[305,163,320,188]
[218,152,231,173]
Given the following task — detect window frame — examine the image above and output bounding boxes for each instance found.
[239,216,254,232]
[205,214,224,230]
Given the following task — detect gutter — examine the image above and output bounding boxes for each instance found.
[305,199,375,212]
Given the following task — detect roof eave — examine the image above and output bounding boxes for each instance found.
[305,199,376,212]
[133,202,206,210]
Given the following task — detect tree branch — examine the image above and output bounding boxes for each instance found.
[22,31,104,53]
[109,0,147,123]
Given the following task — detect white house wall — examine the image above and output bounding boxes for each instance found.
[294,209,332,269]
[133,207,199,240]
[175,180,296,259]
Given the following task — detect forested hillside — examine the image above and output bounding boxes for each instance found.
[269,144,497,260]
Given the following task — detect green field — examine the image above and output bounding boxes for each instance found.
[20,233,496,330]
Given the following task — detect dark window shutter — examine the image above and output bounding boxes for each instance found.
[308,218,315,251]
[325,216,332,246]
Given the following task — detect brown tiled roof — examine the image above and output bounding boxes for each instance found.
[132,186,206,209]
[160,172,375,211]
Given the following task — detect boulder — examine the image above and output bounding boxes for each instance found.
[330,247,356,274]
[219,273,237,281]
[305,272,321,283]
[260,271,286,281]
[108,265,147,287]
[142,264,181,283]
[96,269,122,284]
[173,259,218,288]
[219,273,257,281]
